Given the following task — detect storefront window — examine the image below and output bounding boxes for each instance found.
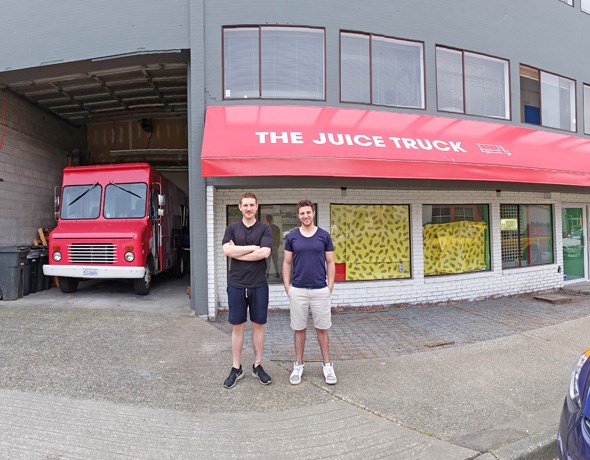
[330,204,411,281]
[226,203,316,283]
[423,205,490,276]
[500,204,554,268]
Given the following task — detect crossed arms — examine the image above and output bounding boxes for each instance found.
[223,239,271,261]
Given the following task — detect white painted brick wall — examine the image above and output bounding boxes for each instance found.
[207,187,567,317]
[0,90,85,247]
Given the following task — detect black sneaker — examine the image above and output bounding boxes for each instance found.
[223,365,243,389]
[252,364,272,385]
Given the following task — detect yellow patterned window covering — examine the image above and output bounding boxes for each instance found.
[331,204,411,280]
[423,221,487,275]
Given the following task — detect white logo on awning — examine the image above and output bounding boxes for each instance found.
[478,144,511,156]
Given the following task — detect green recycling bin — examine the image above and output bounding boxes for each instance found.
[0,246,29,301]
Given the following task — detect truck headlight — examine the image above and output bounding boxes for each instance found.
[53,251,62,262]
[124,252,135,262]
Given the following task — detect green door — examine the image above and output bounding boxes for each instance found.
[562,207,585,281]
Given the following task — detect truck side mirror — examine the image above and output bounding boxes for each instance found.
[53,186,61,221]
[156,194,166,218]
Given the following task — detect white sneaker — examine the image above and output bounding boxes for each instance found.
[290,362,304,385]
[322,362,337,385]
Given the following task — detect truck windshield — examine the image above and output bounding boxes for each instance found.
[104,182,147,218]
[61,184,102,220]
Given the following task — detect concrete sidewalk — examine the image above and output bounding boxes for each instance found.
[1,281,586,459]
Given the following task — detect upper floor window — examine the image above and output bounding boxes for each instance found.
[520,64,576,132]
[560,0,573,5]
[436,46,510,119]
[584,84,590,134]
[582,0,590,12]
[340,31,424,109]
[223,26,325,100]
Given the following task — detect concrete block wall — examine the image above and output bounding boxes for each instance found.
[208,187,567,317]
[0,90,85,247]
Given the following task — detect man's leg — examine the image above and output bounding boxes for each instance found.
[231,323,245,368]
[252,322,265,365]
[315,328,330,363]
[294,329,306,363]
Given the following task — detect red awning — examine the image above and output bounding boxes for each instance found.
[201,105,590,187]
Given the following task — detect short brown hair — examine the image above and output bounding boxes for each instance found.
[296,199,313,213]
[239,192,258,205]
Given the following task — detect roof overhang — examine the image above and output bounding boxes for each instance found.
[201,105,590,187]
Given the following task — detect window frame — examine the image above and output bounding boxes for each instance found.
[225,203,318,284]
[500,204,555,269]
[435,45,511,120]
[422,204,491,276]
[583,83,590,135]
[222,25,326,101]
[330,203,412,281]
[520,64,577,133]
[339,30,425,109]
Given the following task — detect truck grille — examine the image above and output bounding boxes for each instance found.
[68,243,116,264]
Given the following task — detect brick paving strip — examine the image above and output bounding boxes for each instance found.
[211,293,590,362]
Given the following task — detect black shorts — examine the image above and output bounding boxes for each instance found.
[227,284,269,325]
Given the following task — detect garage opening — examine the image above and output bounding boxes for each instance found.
[0,51,190,300]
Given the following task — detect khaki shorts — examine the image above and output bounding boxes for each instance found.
[288,286,332,331]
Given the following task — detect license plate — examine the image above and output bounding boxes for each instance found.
[83,269,98,277]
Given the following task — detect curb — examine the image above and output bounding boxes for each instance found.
[478,426,558,460]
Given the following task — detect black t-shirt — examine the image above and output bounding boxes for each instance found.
[222,220,272,288]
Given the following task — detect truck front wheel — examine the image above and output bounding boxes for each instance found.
[134,264,152,295]
[59,277,79,293]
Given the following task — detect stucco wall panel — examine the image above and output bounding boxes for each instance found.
[0,0,189,71]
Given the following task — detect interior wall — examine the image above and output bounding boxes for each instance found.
[0,90,85,247]
[86,118,188,165]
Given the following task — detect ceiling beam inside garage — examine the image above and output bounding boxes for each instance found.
[0,51,189,126]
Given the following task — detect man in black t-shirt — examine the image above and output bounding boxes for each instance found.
[221,192,273,389]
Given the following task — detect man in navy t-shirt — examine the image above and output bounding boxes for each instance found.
[221,192,273,389]
[283,199,337,385]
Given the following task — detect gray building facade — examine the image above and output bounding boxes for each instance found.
[2,1,590,316]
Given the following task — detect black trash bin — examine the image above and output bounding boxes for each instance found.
[26,248,40,294]
[0,246,29,301]
[37,248,49,292]
[23,253,32,296]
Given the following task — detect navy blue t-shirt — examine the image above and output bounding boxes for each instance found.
[222,220,272,288]
[284,227,334,289]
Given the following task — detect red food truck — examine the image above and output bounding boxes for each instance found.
[43,163,188,295]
